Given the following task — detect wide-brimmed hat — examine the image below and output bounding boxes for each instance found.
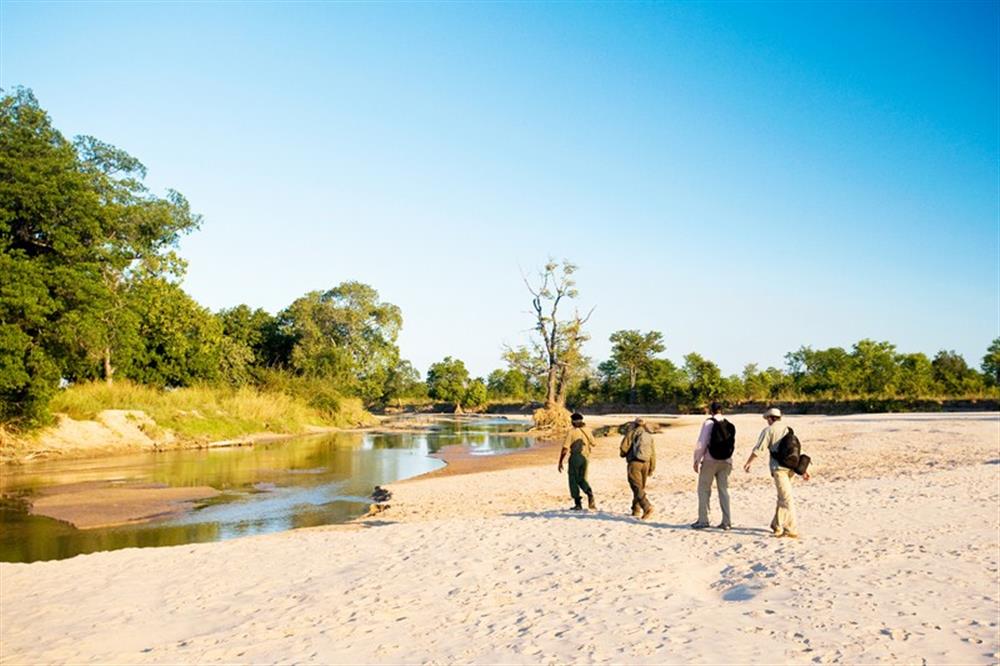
[763,407,782,419]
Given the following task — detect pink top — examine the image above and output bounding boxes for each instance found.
[693,414,731,464]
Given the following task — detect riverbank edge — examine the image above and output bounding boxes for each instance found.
[0,416,356,467]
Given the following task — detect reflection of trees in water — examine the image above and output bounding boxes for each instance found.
[0,511,222,563]
[147,433,372,489]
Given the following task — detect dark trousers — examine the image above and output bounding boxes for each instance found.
[627,460,652,512]
[568,454,592,501]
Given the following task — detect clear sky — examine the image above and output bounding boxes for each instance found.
[3,1,998,378]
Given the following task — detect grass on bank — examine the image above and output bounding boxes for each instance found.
[48,379,374,443]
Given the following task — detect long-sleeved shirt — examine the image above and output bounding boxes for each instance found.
[562,426,596,458]
[751,422,791,472]
[693,414,731,464]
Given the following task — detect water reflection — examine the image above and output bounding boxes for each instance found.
[0,417,532,563]
[427,417,533,455]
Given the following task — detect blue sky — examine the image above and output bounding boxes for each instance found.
[3,1,998,377]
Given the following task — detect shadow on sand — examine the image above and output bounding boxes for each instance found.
[503,509,772,536]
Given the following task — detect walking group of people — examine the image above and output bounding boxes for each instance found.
[558,404,811,537]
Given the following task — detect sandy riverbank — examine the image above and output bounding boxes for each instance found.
[1,412,998,664]
[0,410,350,465]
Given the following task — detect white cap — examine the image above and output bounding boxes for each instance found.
[763,407,782,419]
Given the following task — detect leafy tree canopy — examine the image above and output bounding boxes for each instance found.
[426,356,470,407]
[0,87,198,423]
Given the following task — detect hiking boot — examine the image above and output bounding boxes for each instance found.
[631,506,641,517]
[782,531,799,539]
[771,529,784,538]
[690,522,710,529]
[641,506,655,521]
[587,493,597,510]
[716,523,732,531]
[570,499,583,511]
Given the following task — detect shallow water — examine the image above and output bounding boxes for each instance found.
[0,417,532,563]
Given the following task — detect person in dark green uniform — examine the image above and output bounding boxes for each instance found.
[557,412,597,511]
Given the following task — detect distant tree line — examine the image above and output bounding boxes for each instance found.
[419,260,998,412]
[430,335,999,412]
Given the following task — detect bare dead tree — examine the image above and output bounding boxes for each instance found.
[522,260,593,408]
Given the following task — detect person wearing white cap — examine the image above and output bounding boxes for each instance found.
[743,407,808,537]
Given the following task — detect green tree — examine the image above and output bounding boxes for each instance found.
[275,282,402,404]
[642,358,687,404]
[742,363,766,401]
[75,133,201,383]
[426,356,470,409]
[487,368,531,401]
[896,352,935,398]
[216,305,274,368]
[982,338,1000,387]
[500,346,547,399]
[609,330,665,403]
[123,278,224,387]
[382,359,426,407]
[596,359,628,401]
[932,350,982,395]
[0,88,198,423]
[850,339,899,397]
[464,378,489,411]
[718,374,744,405]
[786,346,853,398]
[683,352,723,408]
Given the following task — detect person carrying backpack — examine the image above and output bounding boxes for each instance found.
[691,401,735,530]
[620,417,656,520]
[743,407,811,538]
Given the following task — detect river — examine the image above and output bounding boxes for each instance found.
[0,417,532,563]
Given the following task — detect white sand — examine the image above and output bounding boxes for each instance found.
[1,413,998,664]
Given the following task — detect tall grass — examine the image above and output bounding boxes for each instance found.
[49,379,374,443]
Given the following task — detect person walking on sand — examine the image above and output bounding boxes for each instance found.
[743,407,810,538]
[620,417,656,520]
[692,401,735,531]
[558,412,597,511]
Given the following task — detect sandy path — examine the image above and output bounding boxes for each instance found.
[1,413,998,664]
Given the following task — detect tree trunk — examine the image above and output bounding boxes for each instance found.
[555,363,572,407]
[103,347,115,385]
[629,367,638,404]
[545,363,559,406]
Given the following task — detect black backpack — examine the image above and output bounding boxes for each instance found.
[773,428,811,475]
[708,418,736,459]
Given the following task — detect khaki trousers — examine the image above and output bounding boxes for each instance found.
[627,461,652,513]
[770,468,798,534]
[697,459,732,526]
